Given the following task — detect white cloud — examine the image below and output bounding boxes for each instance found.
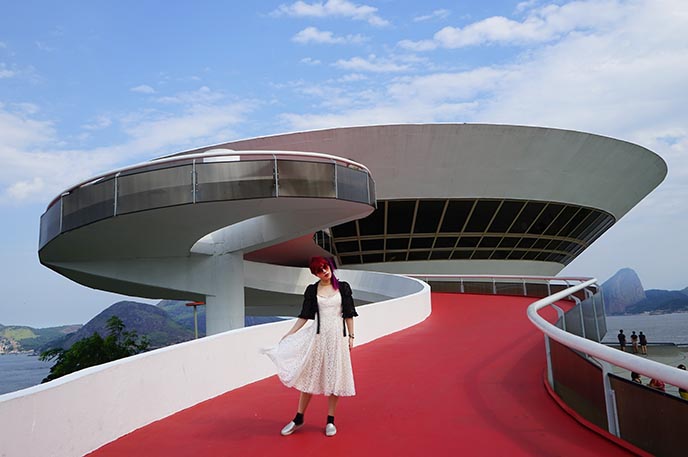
[273,0,389,27]
[7,177,45,200]
[337,73,367,82]
[82,115,112,131]
[155,86,225,105]
[333,55,410,73]
[413,9,450,22]
[122,103,251,151]
[35,41,55,52]
[0,88,253,203]
[301,57,322,65]
[0,63,16,78]
[130,84,156,94]
[292,26,365,44]
[398,39,438,52]
[400,0,624,50]
[515,0,540,14]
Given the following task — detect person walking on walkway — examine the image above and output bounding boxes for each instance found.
[639,331,648,355]
[617,329,626,351]
[678,364,688,400]
[631,331,639,354]
[264,256,357,437]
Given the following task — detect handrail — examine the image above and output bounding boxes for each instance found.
[45,149,372,209]
[527,279,688,391]
[413,273,688,390]
[411,274,594,282]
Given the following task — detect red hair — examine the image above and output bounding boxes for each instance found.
[309,256,339,290]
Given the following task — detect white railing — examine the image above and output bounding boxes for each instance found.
[414,274,688,391]
[527,279,688,391]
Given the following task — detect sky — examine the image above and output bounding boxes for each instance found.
[1,0,687,327]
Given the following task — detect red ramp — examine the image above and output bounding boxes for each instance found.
[90,293,633,456]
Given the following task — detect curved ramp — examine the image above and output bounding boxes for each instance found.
[38,150,376,332]
[89,293,633,457]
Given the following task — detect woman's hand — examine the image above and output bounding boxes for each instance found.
[348,336,354,350]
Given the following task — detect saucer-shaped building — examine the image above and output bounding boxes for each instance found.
[39,124,666,333]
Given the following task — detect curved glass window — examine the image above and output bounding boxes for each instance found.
[318,198,615,266]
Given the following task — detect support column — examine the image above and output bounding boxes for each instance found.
[205,252,245,335]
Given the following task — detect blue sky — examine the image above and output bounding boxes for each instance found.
[1,0,687,327]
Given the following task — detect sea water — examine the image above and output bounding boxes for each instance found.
[602,312,688,345]
[0,353,52,395]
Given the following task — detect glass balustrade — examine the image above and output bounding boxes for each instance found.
[39,154,375,249]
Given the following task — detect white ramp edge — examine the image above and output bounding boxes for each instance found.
[0,266,430,457]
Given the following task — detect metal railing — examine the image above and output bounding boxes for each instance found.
[39,149,376,249]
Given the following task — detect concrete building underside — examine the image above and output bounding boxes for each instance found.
[39,124,666,334]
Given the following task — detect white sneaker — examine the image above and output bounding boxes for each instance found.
[325,423,337,437]
[280,421,303,436]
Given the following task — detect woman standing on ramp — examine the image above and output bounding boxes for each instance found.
[264,256,357,437]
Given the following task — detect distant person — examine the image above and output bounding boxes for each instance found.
[639,331,648,355]
[617,329,626,351]
[678,364,688,400]
[630,331,639,353]
[631,372,642,384]
[649,378,665,392]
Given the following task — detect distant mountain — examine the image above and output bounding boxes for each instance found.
[625,290,688,314]
[156,300,287,337]
[48,301,194,350]
[158,300,206,336]
[0,323,80,354]
[602,268,646,315]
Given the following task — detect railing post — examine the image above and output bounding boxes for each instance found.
[492,278,497,295]
[114,172,120,216]
[552,304,566,331]
[273,155,279,197]
[544,334,554,388]
[460,278,464,293]
[192,160,197,204]
[588,289,602,342]
[522,279,527,296]
[600,360,620,437]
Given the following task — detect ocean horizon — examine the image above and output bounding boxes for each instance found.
[601,312,688,345]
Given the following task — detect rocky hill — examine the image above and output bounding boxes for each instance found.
[625,289,688,314]
[45,301,194,350]
[602,268,646,315]
[157,300,207,336]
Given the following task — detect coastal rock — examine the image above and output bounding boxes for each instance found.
[602,268,646,315]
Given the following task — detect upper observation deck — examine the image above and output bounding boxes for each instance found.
[38,150,376,301]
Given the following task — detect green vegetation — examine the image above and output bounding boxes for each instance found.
[39,316,149,383]
[0,324,81,352]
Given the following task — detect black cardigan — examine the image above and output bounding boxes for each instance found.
[298,281,358,335]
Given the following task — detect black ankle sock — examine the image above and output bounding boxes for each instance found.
[327,415,335,424]
[293,412,304,425]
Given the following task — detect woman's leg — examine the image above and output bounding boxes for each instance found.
[327,395,339,416]
[298,391,312,414]
[282,391,312,435]
[325,395,339,436]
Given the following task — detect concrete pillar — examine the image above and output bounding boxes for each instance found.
[205,252,245,335]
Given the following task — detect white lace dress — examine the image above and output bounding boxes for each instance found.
[265,291,356,397]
